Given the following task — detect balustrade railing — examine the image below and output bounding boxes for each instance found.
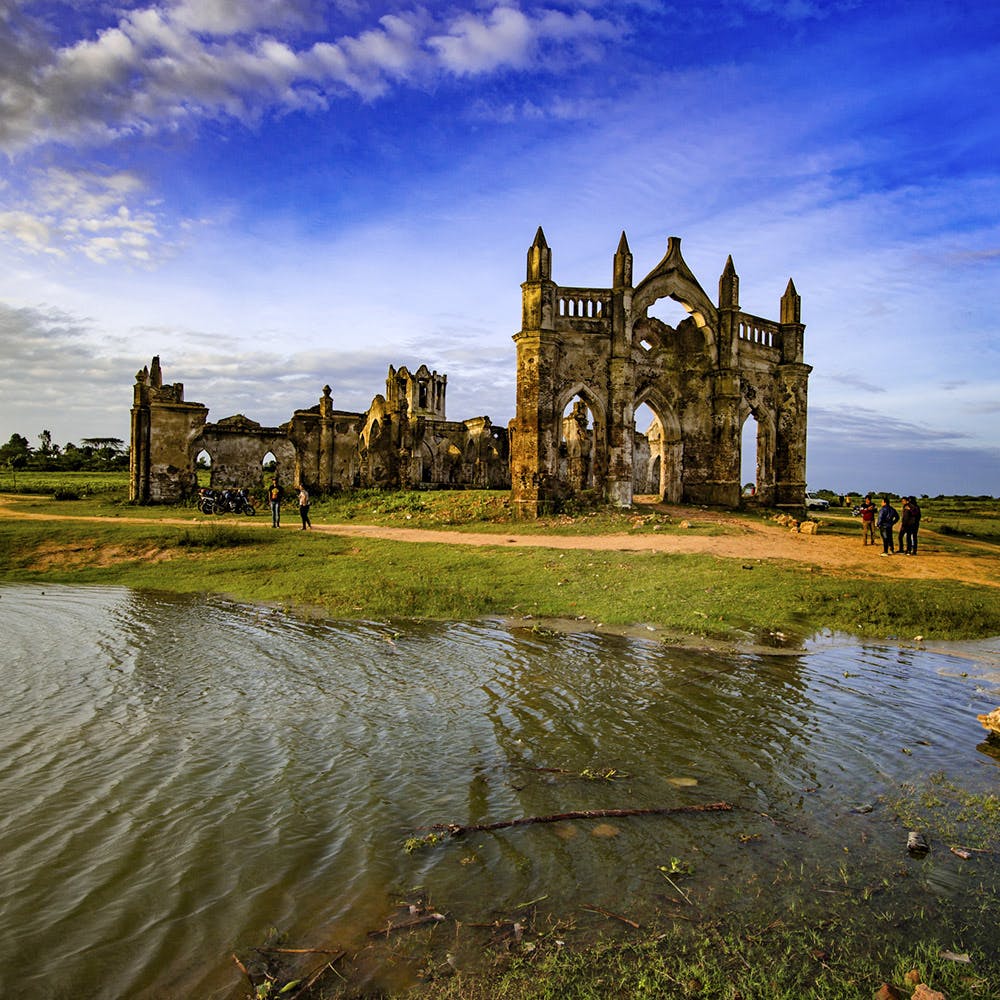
[556,287,610,320]
[738,314,780,349]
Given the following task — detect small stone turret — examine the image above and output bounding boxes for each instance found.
[718,255,739,310]
[387,364,446,419]
[613,231,632,288]
[779,278,804,364]
[526,226,551,281]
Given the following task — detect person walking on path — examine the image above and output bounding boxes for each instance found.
[901,496,921,555]
[298,485,312,530]
[860,496,876,545]
[268,479,282,528]
[876,496,899,555]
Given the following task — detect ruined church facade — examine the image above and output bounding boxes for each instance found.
[509,229,810,516]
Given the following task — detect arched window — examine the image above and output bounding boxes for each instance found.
[632,403,661,496]
[741,413,758,498]
[194,449,212,488]
[560,396,595,490]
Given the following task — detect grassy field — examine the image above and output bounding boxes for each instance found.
[2,477,999,642]
[0,468,129,496]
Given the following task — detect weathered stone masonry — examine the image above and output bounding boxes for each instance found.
[130,359,509,503]
[130,229,810,511]
[509,229,810,516]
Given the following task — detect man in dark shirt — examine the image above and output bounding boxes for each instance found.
[901,496,921,555]
[876,497,899,556]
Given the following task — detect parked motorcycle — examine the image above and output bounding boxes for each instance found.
[197,487,218,514]
[198,487,256,515]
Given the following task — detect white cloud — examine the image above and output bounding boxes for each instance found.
[428,6,617,75]
[0,211,54,253]
[428,6,536,74]
[0,4,620,153]
[0,167,168,263]
[169,0,320,35]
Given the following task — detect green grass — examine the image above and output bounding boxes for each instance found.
[883,772,1000,850]
[256,907,999,1000]
[414,930,998,1000]
[2,516,998,641]
[0,468,129,496]
[306,488,740,536]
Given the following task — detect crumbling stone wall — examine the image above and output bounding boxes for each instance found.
[510,229,811,516]
[129,359,509,502]
[357,365,509,490]
[130,357,208,503]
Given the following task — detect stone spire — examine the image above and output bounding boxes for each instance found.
[718,255,740,310]
[781,279,801,324]
[526,226,551,281]
[613,230,632,288]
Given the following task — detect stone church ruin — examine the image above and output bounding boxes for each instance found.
[130,229,810,513]
[510,229,810,515]
[130,357,509,503]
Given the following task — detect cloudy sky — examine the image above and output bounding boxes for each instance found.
[1,0,998,496]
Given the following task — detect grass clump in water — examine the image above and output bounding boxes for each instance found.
[883,771,1000,850]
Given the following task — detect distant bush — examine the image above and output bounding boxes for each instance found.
[53,488,80,501]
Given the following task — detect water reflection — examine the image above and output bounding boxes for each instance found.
[0,585,997,999]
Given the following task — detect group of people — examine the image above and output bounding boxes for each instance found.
[857,495,921,555]
[267,479,312,530]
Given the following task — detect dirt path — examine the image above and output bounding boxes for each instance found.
[3,497,997,589]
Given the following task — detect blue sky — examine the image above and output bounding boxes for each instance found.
[1,0,998,496]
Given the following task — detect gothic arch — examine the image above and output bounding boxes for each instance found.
[555,385,606,492]
[739,399,777,506]
[634,387,683,503]
[554,382,607,432]
[631,237,718,358]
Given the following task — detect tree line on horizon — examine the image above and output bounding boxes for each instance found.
[0,431,129,475]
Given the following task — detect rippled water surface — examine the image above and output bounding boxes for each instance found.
[1,584,998,999]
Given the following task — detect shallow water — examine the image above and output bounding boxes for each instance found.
[0,584,997,999]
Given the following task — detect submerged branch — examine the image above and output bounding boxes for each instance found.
[428,801,733,837]
[581,904,641,929]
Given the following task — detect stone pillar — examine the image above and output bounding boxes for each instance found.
[603,232,635,507]
[717,255,740,370]
[511,228,559,518]
[779,279,804,364]
[129,368,150,503]
[604,358,634,507]
[709,369,743,507]
[774,363,811,507]
[775,279,810,507]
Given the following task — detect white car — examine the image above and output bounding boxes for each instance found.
[805,493,830,510]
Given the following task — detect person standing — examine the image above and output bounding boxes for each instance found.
[901,496,921,555]
[298,485,312,530]
[897,497,909,554]
[268,479,282,528]
[860,496,876,545]
[876,496,899,555]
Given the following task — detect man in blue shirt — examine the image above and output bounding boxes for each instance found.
[876,497,899,555]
